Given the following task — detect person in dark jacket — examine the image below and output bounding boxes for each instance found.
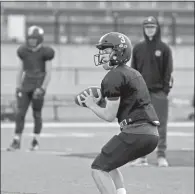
[188,94,194,120]
[131,16,173,167]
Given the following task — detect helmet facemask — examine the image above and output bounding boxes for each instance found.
[94,43,113,66]
[94,50,115,67]
[94,44,126,66]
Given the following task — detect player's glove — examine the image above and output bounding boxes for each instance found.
[33,88,45,99]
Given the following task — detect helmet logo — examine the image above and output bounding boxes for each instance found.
[28,26,44,36]
[118,35,126,43]
[148,17,153,22]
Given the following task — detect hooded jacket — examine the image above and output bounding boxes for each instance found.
[131,16,173,94]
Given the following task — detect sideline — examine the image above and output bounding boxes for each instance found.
[1,122,194,128]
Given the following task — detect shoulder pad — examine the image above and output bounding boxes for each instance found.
[43,46,55,61]
[17,44,27,59]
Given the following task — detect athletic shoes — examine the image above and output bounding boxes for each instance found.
[29,138,39,151]
[129,157,149,166]
[157,157,169,167]
[7,139,21,151]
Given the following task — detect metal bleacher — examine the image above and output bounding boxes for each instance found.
[1,1,194,45]
[2,1,194,10]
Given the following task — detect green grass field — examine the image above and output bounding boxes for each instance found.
[1,122,194,194]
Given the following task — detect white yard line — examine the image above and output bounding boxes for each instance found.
[1,122,194,154]
[24,131,194,138]
[1,121,194,128]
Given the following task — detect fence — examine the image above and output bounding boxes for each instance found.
[1,66,194,95]
[1,64,194,121]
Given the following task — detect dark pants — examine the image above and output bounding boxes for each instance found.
[150,91,169,158]
[15,90,44,135]
[91,124,159,172]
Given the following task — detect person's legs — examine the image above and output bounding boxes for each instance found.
[91,168,127,194]
[30,95,44,150]
[7,91,31,151]
[91,169,116,194]
[91,132,158,193]
[91,135,126,194]
[109,168,126,194]
[150,91,169,166]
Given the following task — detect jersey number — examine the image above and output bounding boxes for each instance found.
[119,35,126,43]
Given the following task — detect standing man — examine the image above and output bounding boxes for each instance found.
[131,16,173,167]
[81,32,159,194]
[7,25,55,151]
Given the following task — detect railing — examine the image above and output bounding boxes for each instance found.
[1,66,194,89]
[1,65,194,121]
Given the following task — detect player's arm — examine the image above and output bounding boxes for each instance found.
[82,71,122,122]
[41,47,55,91]
[89,97,120,122]
[16,47,24,89]
[131,46,137,69]
[163,45,173,95]
[16,60,24,89]
[41,60,52,91]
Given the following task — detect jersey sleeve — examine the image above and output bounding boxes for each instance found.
[162,44,173,94]
[17,45,25,60]
[44,47,55,61]
[101,71,123,99]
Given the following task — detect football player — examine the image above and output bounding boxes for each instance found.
[81,32,160,194]
[7,25,55,151]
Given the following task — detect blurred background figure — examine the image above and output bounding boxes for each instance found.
[188,94,195,120]
[130,16,173,167]
[1,1,194,127]
[7,25,55,151]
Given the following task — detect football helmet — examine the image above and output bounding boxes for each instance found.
[26,25,44,49]
[94,32,132,66]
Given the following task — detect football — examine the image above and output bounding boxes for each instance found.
[75,86,106,108]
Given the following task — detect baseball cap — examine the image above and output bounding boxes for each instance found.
[143,16,158,27]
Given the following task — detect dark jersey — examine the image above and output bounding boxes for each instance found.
[101,65,159,124]
[17,45,55,91]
